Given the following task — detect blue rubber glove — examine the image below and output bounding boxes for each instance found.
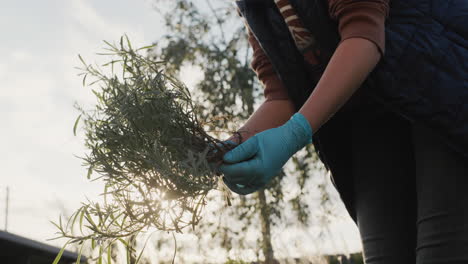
[208,140,238,172]
[219,113,313,195]
[207,140,248,191]
[209,140,238,154]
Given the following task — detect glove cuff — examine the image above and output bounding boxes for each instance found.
[289,113,313,146]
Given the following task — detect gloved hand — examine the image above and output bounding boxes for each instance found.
[219,113,313,195]
[208,140,238,171]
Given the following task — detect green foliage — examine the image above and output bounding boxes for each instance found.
[53,36,236,263]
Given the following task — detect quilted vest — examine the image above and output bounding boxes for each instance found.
[237,0,468,221]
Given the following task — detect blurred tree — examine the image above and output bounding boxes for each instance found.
[147,0,340,263]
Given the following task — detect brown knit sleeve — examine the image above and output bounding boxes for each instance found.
[328,0,390,56]
[247,27,290,101]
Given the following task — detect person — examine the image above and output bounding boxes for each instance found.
[217,0,468,263]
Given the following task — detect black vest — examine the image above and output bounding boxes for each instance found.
[237,0,468,222]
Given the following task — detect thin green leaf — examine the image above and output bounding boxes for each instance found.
[119,36,124,51]
[118,238,130,248]
[136,44,156,51]
[78,54,86,66]
[75,243,84,264]
[50,220,61,231]
[87,165,93,180]
[103,183,108,206]
[79,209,85,234]
[135,233,155,264]
[82,74,87,87]
[126,243,131,264]
[73,114,82,136]
[171,232,177,264]
[125,35,132,50]
[52,241,70,264]
[102,60,121,67]
[97,246,103,264]
[103,40,115,49]
[69,207,82,232]
[95,52,116,56]
[107,242,113,264]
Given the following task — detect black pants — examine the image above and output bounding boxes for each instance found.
[349,109,468,264]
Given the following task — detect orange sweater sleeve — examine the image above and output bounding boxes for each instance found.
[247,27,290,101]
[328,0,390,56]
[246,1,389,101]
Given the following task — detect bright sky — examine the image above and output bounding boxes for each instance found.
[0,0,362,261]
